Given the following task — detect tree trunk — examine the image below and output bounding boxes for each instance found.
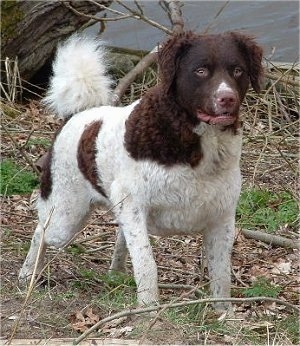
[1,1,111,82]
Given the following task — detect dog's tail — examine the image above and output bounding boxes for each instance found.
[43,34,113,119]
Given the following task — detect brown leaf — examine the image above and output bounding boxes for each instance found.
[85,307,100,324]
[69,308,100,332]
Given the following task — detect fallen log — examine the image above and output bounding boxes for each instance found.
[241,228,300,249]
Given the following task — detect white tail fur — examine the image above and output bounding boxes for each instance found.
[43,34,113,119]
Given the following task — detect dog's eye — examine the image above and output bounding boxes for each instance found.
[233,67,243,78]
[195,67,209,77]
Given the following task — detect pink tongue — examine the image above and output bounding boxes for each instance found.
[197,112,236,126]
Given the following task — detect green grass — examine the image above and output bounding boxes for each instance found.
[242,276,282,298]
[66,244,87,256]
[70,268,137,307]
[0,159,38,195]
[100,271,136,289]
[162,303,299,345]
[237,189,299,232]
[164,303,207,325]
[94,271,137,309]
[25,137,51,150]
[280,314,300,344]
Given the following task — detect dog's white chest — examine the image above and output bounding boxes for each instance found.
[139,159,241,236]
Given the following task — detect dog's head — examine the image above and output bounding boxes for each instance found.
[158,31,264,127]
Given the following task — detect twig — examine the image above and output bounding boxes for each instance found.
[263,64,298,97]
[241,229,300,249]
[158,283,205,298]
[89,0,130,17]
[73,296,299,344]
[203,1,230,33]
[115,0,173,35]
[251,135,268,185]
[3,56,22,102]
[160,0,184,34]
[273,86,291,123]
[2,122,40,176]
[64,1,133,22]
[264,71,299,88]
[262,160,297,175]
[275,145,297,174]
[85,244,112,253]
[112,48,158,105]
[8,207,54,343]
[232,268,249,288]
[139,285,197,344]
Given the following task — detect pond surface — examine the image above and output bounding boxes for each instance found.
[94,1,299,62]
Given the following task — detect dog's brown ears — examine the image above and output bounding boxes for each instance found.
[158,32,198,93]
[228,32,264,93]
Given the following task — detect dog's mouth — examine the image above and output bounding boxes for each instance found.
[197,111,237,126]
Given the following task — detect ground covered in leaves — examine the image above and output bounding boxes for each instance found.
[1,63,299,344]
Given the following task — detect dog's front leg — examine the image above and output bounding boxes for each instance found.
[19,223,47,284]
[117,201,159,306]
[203,216,235,312]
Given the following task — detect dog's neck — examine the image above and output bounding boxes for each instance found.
[124,87,203,167]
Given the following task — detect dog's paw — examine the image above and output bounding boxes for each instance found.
[18,274,31,288]
[18,266,34,288]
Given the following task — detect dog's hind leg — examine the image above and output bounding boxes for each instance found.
[109,229,128,272]
[19,195,91,285]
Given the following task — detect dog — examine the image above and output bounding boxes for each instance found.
[19,32,263,312]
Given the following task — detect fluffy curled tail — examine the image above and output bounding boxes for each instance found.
[43,34,113,119]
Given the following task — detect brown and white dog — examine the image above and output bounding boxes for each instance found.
[19,32,263,312]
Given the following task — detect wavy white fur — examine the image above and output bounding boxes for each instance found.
[43,34,113,118]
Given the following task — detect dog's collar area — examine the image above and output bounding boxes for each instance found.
[193,122,208,136]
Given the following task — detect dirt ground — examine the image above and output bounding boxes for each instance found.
[2,195,299,344]
[1,78,299,345]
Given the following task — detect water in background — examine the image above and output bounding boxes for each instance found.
[94,1,299,62]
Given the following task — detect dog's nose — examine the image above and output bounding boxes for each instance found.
[216,91,237,108]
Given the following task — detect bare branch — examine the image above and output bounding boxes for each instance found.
[160,0,184,34]
[112,48,158,106]
[134,0,144,15]
[74,296,300,344]
[66,0,174,31]
[203,0,230,33]
[241,229,300,249]
[115,0,173,35]
[64,1,133,22]
[88,0,134,20]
